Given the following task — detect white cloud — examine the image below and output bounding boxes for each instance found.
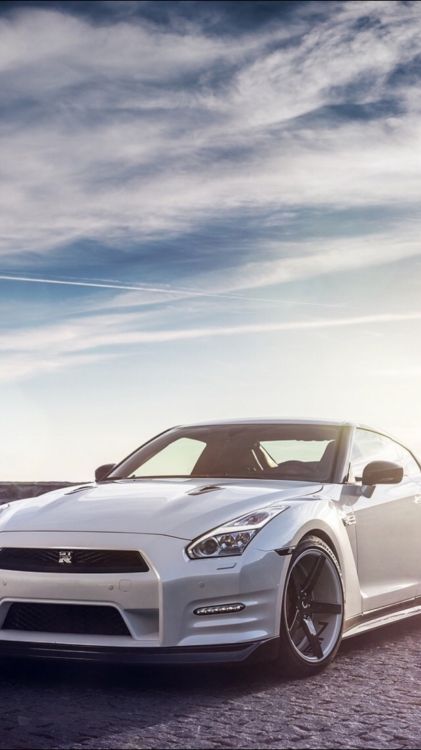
[1,0,421,268]
[0,350,120,382]
[0,8,248,79]
[1,1,421,380]
[191,224,421,292]
[1,304,421,383]
[4,1,421,479]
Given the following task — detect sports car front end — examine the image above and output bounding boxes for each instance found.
[0,480,308,664]
[0,420,352,676]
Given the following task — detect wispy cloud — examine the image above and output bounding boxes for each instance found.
[1,0,421,282]
[1,305,421,382]
[191,226,421,293]
[1,2,421,381]
[3,2,421,478]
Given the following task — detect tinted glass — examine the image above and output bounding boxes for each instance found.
[109,423,341,482]
[350,429,420,481]
[393,443,421,478]
[133,437,206,477]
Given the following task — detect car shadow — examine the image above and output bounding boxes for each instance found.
[0,615,419,749]
[1,614,419,690]
[338,613,421,655]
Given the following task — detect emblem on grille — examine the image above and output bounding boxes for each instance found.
[58,550,73,564]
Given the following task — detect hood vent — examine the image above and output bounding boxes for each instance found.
[187,484,223,496]
[65,486,94,495]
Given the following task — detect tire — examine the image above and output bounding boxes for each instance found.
[277,535,344,678]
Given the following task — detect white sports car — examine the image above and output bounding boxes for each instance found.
[0,419,420,677]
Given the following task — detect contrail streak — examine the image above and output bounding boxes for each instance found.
[0,274,342,308]
[0,274,204,295]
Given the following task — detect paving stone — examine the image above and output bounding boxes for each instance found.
[0,618,419,749]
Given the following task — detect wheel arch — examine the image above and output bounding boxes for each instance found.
[283,516,362,621]
[256,503,362,621]
[298,528,340,563]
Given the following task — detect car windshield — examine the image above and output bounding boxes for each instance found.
[108,423,341,483]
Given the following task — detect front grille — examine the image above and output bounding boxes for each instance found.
[0,548,149,573]
[3,603,130,636]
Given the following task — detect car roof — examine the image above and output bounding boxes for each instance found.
[179,418,354,428]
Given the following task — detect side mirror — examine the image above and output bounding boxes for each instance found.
[362,461,403,486]
[95,463,116,482]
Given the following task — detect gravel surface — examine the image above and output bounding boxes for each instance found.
[0,617,419,749]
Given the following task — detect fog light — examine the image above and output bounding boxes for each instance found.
[194,603,245,616]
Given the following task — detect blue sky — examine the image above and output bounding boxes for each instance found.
[1,0,421,479]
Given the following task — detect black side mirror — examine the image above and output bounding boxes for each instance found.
[95,463,116,482]
[362,461,403,486]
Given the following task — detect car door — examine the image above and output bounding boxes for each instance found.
[349,428,421,612]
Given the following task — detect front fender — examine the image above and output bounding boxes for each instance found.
[254,499,362,621]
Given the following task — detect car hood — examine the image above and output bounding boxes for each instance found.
[0,479,323,540]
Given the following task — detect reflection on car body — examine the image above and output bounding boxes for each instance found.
[0,419,420,677]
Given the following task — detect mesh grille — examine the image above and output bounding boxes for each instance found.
[0,548,148,573]
[3,603,130,636]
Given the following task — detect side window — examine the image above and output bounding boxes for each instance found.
[393,444,421,478]
[350,430,401,483]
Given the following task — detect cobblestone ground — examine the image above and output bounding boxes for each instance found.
[0,618,419,750]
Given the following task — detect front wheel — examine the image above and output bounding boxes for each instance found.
[278,535,344,677]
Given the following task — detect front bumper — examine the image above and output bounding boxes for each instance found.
[0,636,280,665]
[0,531,289,660]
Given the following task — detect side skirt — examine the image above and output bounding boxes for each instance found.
[343,595,421,639]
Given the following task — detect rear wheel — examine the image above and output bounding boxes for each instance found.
[278,535,344,677]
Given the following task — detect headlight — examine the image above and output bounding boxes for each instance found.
[186,505,289,559]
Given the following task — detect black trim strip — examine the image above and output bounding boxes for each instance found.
[275,547,295,556]
[0,637,280,665]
